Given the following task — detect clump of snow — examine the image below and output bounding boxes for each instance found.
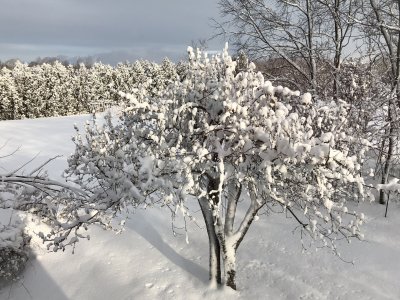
[301,93,312,104]
[377,178,400,192]
[0,222,25,250]
[291,90,301,97]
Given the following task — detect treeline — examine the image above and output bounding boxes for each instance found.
[0,59,179,120]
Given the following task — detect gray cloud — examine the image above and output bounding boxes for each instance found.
[0,0,224,62]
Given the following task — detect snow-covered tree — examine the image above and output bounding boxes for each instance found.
[38,45,371,290]
[355,0,400,204]
[216,0,360,95]
[38,62,73,117]
[0,68,21,120]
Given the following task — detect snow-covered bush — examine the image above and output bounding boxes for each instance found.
[0,222,30,281]
[38,45,371,290]
[0,153,88,281]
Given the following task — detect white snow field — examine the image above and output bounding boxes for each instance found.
[0,115,399,300]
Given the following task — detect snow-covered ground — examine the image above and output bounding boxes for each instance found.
[1,115,399,300]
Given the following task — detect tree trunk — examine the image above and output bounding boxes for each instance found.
[223,243,237,290]
[306,0,318,93]
[332,0,341,101]
[198,197,221,285]
[379,105,394,204]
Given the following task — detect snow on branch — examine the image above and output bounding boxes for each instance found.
[377,178,400,193]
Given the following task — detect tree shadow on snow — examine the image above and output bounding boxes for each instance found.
[0,259,69,300]
[130,215,208,284]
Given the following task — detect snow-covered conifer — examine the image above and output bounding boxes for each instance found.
[0,68,21,120]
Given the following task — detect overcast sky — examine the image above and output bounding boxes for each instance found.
[0,0,224,64]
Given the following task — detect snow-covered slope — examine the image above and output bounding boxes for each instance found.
[1,115,399,299]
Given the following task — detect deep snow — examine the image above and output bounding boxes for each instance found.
[0,115,399,300]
